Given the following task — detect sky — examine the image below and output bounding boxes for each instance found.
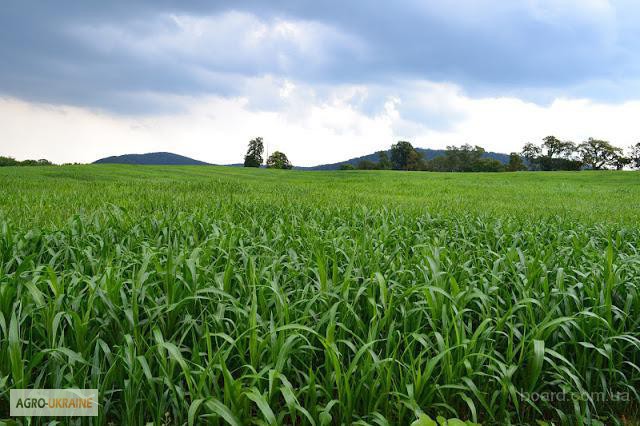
[2,0,640,166]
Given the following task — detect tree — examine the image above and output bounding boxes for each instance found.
[424,144,506,172]
[424,156,448,172]
[0,156,19,167]
[377,151,392,170]
[443,144,485,172]
[390,141,422,171]
[356,160,379,170]
[613,155,631,170]
[629,143,640,169]
[521,142,542,164]
[339,164,355,170]
[266,151,292,169]
[474,158,505,172]
[0,156,54,167]
[536,156,583,171]
[578,138,621,170]
[244,137,264,167]
[522,140,581,171]
[542,136,576,159]
[406,149,426,171]
[506,153,527,171]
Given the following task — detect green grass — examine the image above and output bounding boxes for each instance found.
[0,165,639,425]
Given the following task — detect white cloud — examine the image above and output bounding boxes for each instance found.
[409,93,640,152]
[0,90,394,166]
[2,79,640,166]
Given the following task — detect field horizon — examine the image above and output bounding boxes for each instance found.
[1,165,639,225]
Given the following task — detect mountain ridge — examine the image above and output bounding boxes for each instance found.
[93,152,211,165]
[93,148,511,169]
[296,148,510,170]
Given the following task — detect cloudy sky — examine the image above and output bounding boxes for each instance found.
[2,0,640,166]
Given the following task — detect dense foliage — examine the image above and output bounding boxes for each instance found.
[426,145,505,172]
[355,143,509,172]
[523,136,636,171]
[354,143,510,172]
[349,137,640,172]
[243,137,264,168]
[266,151,293,169]
[0,166,638,425]
[0,156,53,167]
[390,141,424,171]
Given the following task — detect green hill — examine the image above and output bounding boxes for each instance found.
[300,147,510,170]
[94,152,210,165]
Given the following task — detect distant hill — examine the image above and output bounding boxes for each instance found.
[94,152,210,165]
[94,148,510,169]
[299,148,511,170]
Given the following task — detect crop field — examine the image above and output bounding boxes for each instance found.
[0,165,639,425]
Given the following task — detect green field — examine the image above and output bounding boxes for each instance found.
[1,166,639,425]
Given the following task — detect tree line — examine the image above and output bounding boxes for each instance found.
[522,136,639,170]
[344,138,640,172]
[4,136,639,172]
[243,137,293,169]
[343,141,524,172]
[0,156,54,167]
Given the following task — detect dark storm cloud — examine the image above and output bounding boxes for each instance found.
[1,0,639,113]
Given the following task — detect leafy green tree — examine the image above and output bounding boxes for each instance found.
[0,156,19,167]
[424,156,448,172]
[521,142,542,165]
[506,153,527,171]
[522,139,581,171]
[425,145,502,172]
[377,151,392,170]
[407,149,426,171]
[629,143,640,169]
[474,157,505,172]
[539,157,583,171]
[339,163,355,170]
[1,156,54,167]
[443,144,485,172]
[542,136,576,159]
[390,141,423,170]
[578,138,622,170]
[356,160,379,170]
[244,137,264,167]
[266,151,292,169]
[613,155,631,170]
